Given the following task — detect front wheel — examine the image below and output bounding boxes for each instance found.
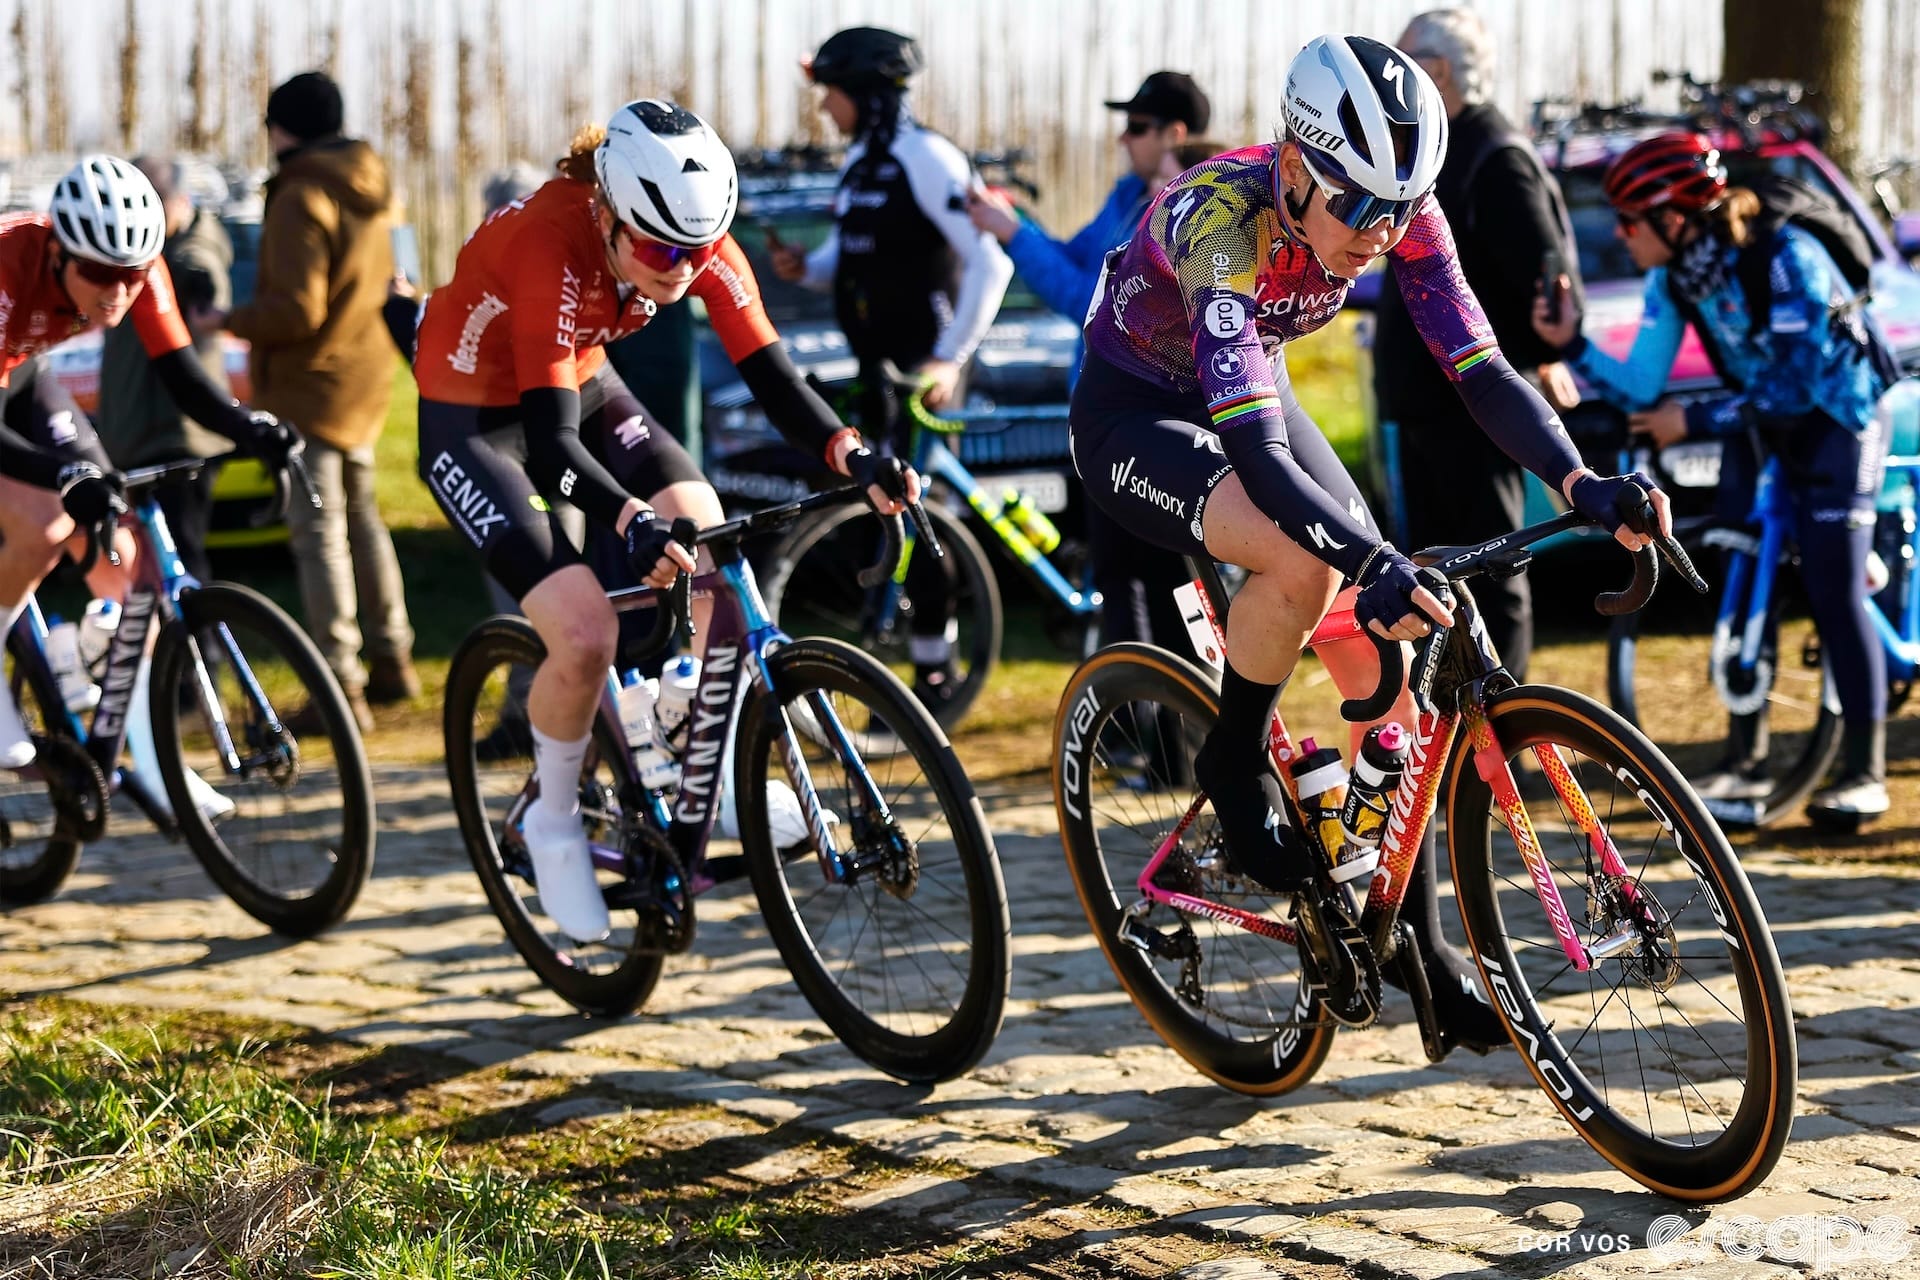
[735,637,1008,1082]
[1447,685,1796,1202]
[1053,644,1336,1096]
[0,630,88,905]
[152,583,375,937]
[759,499,1002,736]
[443,616,666,1019]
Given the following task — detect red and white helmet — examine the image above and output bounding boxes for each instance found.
[50,155,166,267]
[596,100,738,249]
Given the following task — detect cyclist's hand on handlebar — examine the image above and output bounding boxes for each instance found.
[912,358,962,411]
[245,410,302,469]
[1628,401,1689,449]
[1355,544,1454,642]
[56,462,127,526]
[1567,469,1672,550]
[843,447,921,515]
[624,512,696,589]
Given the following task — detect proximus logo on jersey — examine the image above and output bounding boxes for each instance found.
[427,452,510,548]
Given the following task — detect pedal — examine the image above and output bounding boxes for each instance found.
[1391,920,1450,1063]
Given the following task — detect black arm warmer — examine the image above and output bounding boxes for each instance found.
[734,341,843,459]
[384,295,422,363]
[519,385,637,531]
[1454,354,1585,490]
[0,419,69,489]
[150,347,256,445]
[1220,392,1379,582]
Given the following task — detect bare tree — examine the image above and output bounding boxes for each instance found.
[183,0,210,151]
[249,0,272,166]
[118,0,140,150]
[42,0,68,153]
[455,23,477,237]
[212,0,232,157]
[1724,0,1865,179]
[12,1,33,154]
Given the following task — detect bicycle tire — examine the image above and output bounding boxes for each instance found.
[1447,685,1795,1202]
[1053,643,1336,1096]
[759,499,1002,735]
[151,583,375,937]
[1605,601,1840,826]
[735,636,1008,1082]
[0,630,86,905]
[444,616,665,1018]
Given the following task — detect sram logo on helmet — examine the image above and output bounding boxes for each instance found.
[596,99,739,250]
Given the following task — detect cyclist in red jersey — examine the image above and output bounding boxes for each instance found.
[0,156,301,773]
[415,101,916,943]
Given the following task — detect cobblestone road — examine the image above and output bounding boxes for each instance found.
[4,766,1918,1278]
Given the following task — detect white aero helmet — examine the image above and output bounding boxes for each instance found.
[1283,34,1447,228]
[596,100,739,249]
[51,155,167,267]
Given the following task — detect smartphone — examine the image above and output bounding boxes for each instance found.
[1540,249,1566,325]
[391,225,422,286]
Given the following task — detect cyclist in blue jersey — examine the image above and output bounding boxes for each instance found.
[1533,133,1894,824]
[1071,34,1667,1048]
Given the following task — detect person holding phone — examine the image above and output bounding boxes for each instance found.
[1374,7,1584,684]
[770,26,1013,710]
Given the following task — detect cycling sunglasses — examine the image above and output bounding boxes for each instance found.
[1297,150,1423,231]
[1122,117,1163,137]
[616,223,711,273]
[65,253,149,289]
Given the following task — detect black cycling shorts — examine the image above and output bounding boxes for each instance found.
[417,365,704,600]
[4,358,112,472]
[1069,351,1373,558]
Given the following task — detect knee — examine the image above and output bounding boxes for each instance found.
[543,611,617,679]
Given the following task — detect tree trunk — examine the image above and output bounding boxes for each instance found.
[118,0,140,151]
[1723,0,1864,180]
[12,2,33,154]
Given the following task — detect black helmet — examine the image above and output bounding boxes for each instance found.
[808,26,923,89]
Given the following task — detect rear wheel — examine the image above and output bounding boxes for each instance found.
[0,630,88,905]
[1053,644,1336,1095]
[760,500,1001,736]
[444,617,666,1019]
[1448,686,1795,1202]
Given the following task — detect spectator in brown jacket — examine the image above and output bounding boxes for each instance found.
[223,72,416,731]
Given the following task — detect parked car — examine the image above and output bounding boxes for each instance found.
[699,147,1083,527]
[1352,78,1920,541]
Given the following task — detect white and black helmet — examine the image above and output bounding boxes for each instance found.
[1284,34,1447,226]
[595,100,738,249]
[50,155,166,267]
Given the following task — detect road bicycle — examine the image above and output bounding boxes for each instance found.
[1606,439,1920,830]
[1053,491,1797,1201]
[441,485,1010,1083]
[0,456,376,937]
[761,361,1097,734]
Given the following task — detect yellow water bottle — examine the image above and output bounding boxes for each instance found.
[1001,489,1062,553]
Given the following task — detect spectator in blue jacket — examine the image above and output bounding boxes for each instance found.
[967,71,1212,651]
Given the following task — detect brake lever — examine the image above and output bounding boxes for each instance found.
[289,450,322,510]
[905,496,944,560]
[669,516,699,642]
[1656,530,1708,594]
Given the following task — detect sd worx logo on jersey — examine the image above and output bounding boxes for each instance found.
[1111,456,1187,518]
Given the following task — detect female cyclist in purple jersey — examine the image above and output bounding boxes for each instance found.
[1071,33,1670,1050]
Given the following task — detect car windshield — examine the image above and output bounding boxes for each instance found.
[1558,151,1850,285]
[731,207,1046,326]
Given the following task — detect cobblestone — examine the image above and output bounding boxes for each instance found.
[4,764,1919,1277]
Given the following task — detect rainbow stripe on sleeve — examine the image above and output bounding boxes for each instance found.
[1208,387,1282,426]
[1450,336,1499,376]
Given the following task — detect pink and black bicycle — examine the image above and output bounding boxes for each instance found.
[1052,490,1796,1202]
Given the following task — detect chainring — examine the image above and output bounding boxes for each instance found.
[34,733,109,842]
[623,821,696,955]
[1710,624,1773,717]
[1295,890,1383,1029]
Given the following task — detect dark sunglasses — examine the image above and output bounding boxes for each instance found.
[616,223,708,273]
[1122,117,1164,137]
[1615,211,1643,235]
[66,253,149,289]
[1299,151,1421,231]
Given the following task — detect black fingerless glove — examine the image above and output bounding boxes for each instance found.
[843,448,908,511]
[1570,470,1660,538]
[246,410,302,469]
[56,462,127,526]
[624,513,678,576]
[1353,543,1425,634]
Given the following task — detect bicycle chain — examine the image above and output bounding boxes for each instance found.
[34,733,108,842]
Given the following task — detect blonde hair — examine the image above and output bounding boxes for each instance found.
[557,122,605,183]
[1706,186,1762,248]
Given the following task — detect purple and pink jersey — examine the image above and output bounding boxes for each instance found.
[1083,144,1501,435]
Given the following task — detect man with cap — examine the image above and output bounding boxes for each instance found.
[966,71,1212,660]
[218,70,416,732]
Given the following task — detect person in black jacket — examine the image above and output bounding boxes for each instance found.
[1374,6,1584,683]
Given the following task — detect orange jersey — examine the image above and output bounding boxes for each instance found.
[0,214,191,386]
[414,178,779,406]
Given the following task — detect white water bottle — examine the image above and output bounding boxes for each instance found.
[655,653,701,755]
[617,670,680,790]
[45,619,100,713]
[78,597,121,679]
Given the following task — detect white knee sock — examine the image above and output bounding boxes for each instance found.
[531,725,590,818]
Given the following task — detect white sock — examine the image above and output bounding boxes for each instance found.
[530,725,590,819]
